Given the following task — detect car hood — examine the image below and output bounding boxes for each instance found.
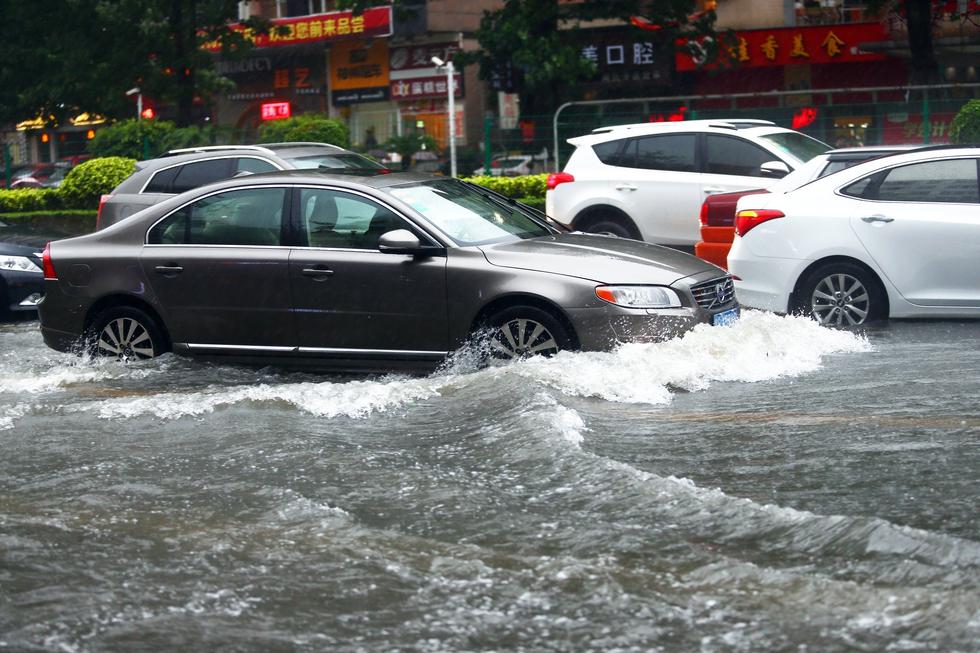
[479,233,720,285]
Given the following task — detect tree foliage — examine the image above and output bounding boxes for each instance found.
[457,0,710,114]
[257,116,350,147]
[950,100,980,144]
[0,0,270,127]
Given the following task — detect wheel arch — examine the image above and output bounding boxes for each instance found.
[469,293,581,350]
[791,255,890,317]
[84,294,172,349]
[571,204,642,239]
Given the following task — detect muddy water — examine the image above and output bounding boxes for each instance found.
[1,313,978,651]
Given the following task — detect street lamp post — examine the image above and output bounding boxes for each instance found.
[431,56,457,178]
[126,87,142,121]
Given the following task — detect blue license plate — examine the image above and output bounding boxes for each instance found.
[712,307,740,326]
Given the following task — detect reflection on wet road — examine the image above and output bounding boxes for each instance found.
[1,312,978,651]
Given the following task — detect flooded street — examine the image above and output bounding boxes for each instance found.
[1,313,978,652]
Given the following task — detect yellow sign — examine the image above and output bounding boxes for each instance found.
[330,40,389,91]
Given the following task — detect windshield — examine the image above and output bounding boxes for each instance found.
[759,132,829,164]
[284,152,386,171]
[386,179,553,246]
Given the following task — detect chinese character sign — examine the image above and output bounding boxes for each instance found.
[202,6,392,51]
[260,102,292,120]
[676,22,889,70]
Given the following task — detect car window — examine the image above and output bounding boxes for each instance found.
[386,179,552,246]
[875,158,979,203]
[147,187,286,246]
[756,132,829,163]
[840,176,876,199]
[632,134,697,172]
[705,135,776,177]
[143,166,181,193]
[300,188,415,250]
[282,153,386,171]
[235,157,278,174]
[592,138,629,167]
[171,159,234,194]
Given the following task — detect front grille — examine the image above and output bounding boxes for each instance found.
[690,276,735,309]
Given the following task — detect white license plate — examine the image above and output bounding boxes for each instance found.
[712,307,740,326]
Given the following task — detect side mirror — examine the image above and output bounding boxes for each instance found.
[378,229,443,256]
[760,161,790,178]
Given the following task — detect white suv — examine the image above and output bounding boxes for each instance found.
[546,120,828,246]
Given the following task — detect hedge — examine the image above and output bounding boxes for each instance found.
[462,174,548,200]
[0,188,63,213]
[257,115,349,147]
[59,157,137,209]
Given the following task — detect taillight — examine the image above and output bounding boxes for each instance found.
[699,200,710,227]
[735,209,785,237]
[96,194,112,230]
[42,242,57,280]
[546,172,575,190]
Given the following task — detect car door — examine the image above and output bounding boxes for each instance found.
[701,133,786,201]
[140,186,294,350]
[288,186,449,362]
[845,157,980,307]
[610,133,701,244]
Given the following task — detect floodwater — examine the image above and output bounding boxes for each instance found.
[1,313,978,652]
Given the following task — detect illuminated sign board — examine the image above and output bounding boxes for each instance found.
[261,102,292,120]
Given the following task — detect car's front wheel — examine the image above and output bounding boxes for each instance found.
[795,262,886,326]
[484,306,573,360]
[88,306,168,360]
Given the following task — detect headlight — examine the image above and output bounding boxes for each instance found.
[595,285,681,309]
[0,255,42,273]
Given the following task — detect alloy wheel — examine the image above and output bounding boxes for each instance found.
[810,273,870,326]
[489,318,560,359]
[97,317,156,360]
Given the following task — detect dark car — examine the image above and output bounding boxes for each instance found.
[40,171,738,372]
[96,142,390,230]
[0,222,45,318]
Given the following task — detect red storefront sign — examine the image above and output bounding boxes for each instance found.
[260,102,291,120]
[203,6,392,51]
[676,22,890,71]
[881,112,955,144]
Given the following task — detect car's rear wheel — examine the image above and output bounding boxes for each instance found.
[88,306,167,360]
[485,306,573,360]
[795,262,886,326]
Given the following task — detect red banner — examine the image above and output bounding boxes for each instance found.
[676,22,890,71]
[204,6,392,51]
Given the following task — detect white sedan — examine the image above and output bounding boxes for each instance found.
[728,146,980,325]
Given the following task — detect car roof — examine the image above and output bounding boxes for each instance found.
[181,169,440,195]
[135,142,350,170]
[568,119,790,146]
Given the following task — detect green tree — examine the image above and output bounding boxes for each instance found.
[0,0,271,127]
[950,99,980,144]
[457,0,710,116]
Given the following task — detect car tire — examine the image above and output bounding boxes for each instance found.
[582,216,637,239]
[87,306,168,360]
[483,305,574,360]
[794,262,886,326]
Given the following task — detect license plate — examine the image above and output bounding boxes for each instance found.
[712,307,740,326]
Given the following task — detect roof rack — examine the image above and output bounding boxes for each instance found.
[162,145,275,157]
[257,142,344,150]
[591,118,775,134]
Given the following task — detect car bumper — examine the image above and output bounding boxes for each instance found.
[728,247,803,314]
[567,302,738,350]
[1,270,44,313]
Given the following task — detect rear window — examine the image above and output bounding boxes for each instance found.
[143,166,180,193]
[758,132,829,163]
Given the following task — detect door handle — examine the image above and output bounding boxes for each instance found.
[861,215,894,224]
[703,187,726,195]
[154,264,183,276]
[302,266,334,279]
[614,184,637,191]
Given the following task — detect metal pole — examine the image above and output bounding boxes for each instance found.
[137,93,143,121]
[483,116,493,173]
[447,62,457,178]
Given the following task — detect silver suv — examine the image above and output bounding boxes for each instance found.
[96,142,388,229]
[546,120,828,246]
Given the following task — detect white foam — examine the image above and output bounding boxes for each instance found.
[77,312,869,422]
